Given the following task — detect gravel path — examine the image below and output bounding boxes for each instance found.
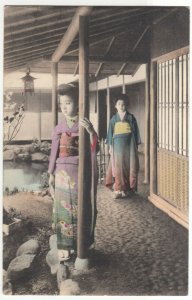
[73,169,188,295]
[3,166,188,295]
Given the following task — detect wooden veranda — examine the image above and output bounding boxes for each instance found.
[4,5,189,263]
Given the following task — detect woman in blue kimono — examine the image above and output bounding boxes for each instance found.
[105,93,141,199]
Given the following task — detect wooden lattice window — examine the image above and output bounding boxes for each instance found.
[157,53,189,157]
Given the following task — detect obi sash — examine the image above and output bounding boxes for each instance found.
[113,121,132,136]
[59,133,79,157]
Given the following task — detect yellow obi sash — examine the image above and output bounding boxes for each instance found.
[114,121,132,135]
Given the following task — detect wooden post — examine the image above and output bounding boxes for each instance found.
[150,61,158,194]
[38,94,41,142]
[77,15,90,262]
[106,77,111,127]
[122,75,126,93]
[96,81,100,137]
[51,62,58,128]
[144,63,150,184]
[106,77,111,160]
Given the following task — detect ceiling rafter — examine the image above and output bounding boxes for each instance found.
[95,36,116,78]
[73,63,79,76]
[4,8,76,29]
[117,25,150,76]
[153,7,178,25]
[52,6,93,62]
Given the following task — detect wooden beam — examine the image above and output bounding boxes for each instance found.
[149,193,188,229]
[4,16,72,39]
[131,25,150,53]
[4,6,39,18]
[73,63,79,76]
[89,8,160,36]
[4,8,75,30]
[95,36,115,78]
[51,62,58,128]
[63,19,146,55]
[5,53,147,71]
[4,57,44,72]
[5,43,59,61]
[117,25,150,76]
[4,37,62,56]
[4,26,69,47]
[77,15,90,260]
[95,64,103,78]
[4,49,56,67]
[153,8,178,25]
[3,8,129,45]
[57,55,146,64]
[52,6,92,62]
[117,63,127,77]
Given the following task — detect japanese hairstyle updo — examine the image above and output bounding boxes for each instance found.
[57,81,79,107]
[113,93,129,106]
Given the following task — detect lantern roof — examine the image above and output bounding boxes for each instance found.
[21,68,37,81]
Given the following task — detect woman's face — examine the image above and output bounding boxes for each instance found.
[59,95,77,117]
[115,99,126,113]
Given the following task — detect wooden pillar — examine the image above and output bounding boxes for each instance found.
[150,61,158,194]
[106,77,111,127]
[122,75,126,93]
[96,81,100,137]
[51,62,58,128]
[77,15,90,260]
[38,95,41,142]
[144,63,150,184]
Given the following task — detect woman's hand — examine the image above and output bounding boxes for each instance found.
[80,117,95,135]
[48,173,55,199]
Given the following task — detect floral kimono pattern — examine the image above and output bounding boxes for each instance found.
[48,118,98,250]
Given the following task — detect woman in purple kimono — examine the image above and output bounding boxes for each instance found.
[48,82,98,261]
[106,93,141,199]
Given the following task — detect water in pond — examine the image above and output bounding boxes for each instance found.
[3,161,48,192]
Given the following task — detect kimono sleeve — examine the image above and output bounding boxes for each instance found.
[132,115,141,145]
[106,118,115,145]
[48,126,61,174]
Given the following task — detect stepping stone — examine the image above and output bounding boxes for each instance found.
[7,254,35,281]
[16,239,40,256]
[57,264,69,290]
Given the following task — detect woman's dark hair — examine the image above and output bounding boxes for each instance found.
[113,93,129,105]
[57,82,79,105]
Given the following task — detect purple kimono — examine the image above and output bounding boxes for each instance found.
[48,117,98,250]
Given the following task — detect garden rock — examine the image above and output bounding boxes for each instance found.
[3,269,12,295]
[16,239,40,257]
[57,264,69,290]
[7,254,36,281]
[49,234,57,250]
[3,150,15,161]
[59,279,80,295]
[46,249,59,274]
[16,152,31,162]
[31,152,48,162]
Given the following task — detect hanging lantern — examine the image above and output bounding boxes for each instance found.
[21,67,36,95]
